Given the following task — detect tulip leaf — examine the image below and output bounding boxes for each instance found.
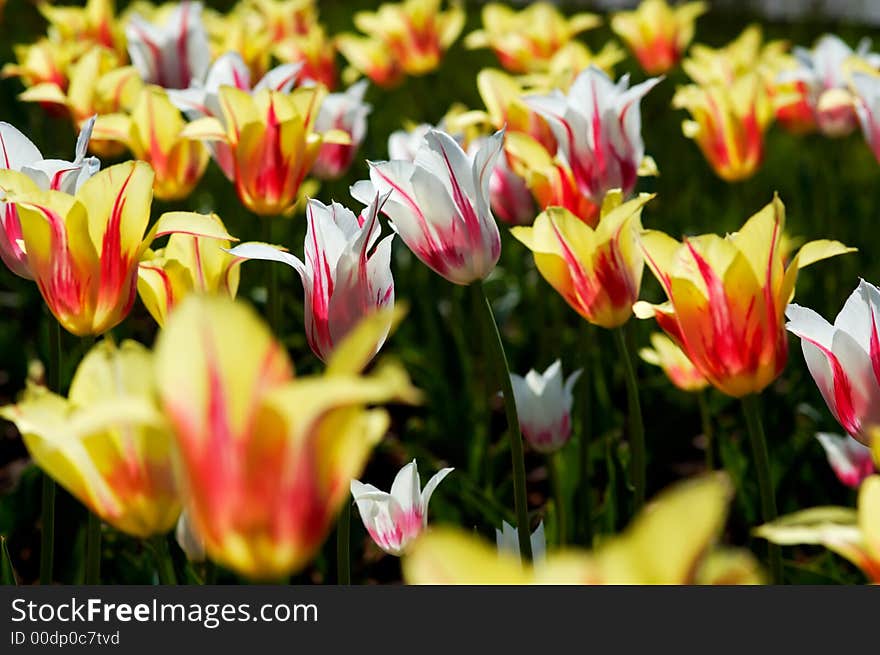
[1,536,18,585]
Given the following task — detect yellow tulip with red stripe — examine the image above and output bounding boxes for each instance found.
[464,2,600,74]
[138,212,242,326]
[0,161,236,335]
[673,74,773,182]
[0,339,179,538]
[154,296,419,579]
[611,0,707,75]
[511,191,653,329]
[635,195,854,398]
[94,86,209,200]
[181,85,345,216]
[639,332,708,392]
[404,473,764,584]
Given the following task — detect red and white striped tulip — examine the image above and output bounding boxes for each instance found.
[351,459,453,556]
[312,80,371,181]
[786,279,880,445]
[525,66,661,207]
[125,1,211,90]
[0,117,99,278]
[510,360,582,453]
[816,433,876,489]
[227,193,394,362]
[352,128,503,285]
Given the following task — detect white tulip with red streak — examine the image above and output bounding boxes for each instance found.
[0,117,99,278]
[351,460,454,556]
[816,433,876,489]
[786,279,880,446]
[312,80,372,180]
[352,128,504,285]
[510,360,582,454]
[226,192,394,362]
[525,65,661,207]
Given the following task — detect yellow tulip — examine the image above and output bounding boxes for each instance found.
[611,0,707,75]
[673,74,773,182]
[93,86,210,200]
[639,332,709,392]
[756,475,880,583]
[0,161,235,336]
[404,473,764,584]
[0,339,180,538]
[137,213,242,326]
[181,85,345,216]
[39,0,125,57]
[511,191,653,329]
[1,39,75,95]
[635,195,854,397]
[464,2,600,74]
[154,296,419,579]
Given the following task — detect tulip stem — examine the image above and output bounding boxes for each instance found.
[612,326,646,511]
[337,501,351,585]
[698,390,714,471]
[151,535,177,585]
[264,219,281,334]
[547,454,566,546]
[85,512,101,584]
[39,319,63,585]
[476,283,532,561]
[579,324,595,545]
[741,394,782,583]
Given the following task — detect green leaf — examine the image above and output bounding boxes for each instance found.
[1,536,18,585]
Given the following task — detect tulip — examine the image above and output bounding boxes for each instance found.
[40,0,123,55]
[611,0,707,75]
[756,475,880,582]
[0,339,180,538]
[93,86,209,200]
[0,117,99,279]
[682,25,789,87]
[776,34,880,137]
[639,332,709,392]
[510,360,582,454]
[464,2,600,74]
[785,279,880,444]
[251,0,317,42]
[312,80,371,181]
[138,212,242,327]
[1,38,73,94]
[484,145,535,226]
[16,46,143,159]
[853,71,880,164]
[125,1,211,90]
[175,511,206,563]
[350,460,453,556]
[0,161,234,335]
[387,123,432,161]
[636,195,854,398]
[338,0,465,82]
[476,69,557,154]
[404,473,764,584]
[154,295,418,579]
[168,52,301,181]
[543,42,627,88]
[816,433,876,489]
[227,193,394,362]
[180,84,343,216]
[512,191,652,329]
[274,23,337,90]
[526,66,661,208]
[495,521,546,563]
[673,74,773,182]
[352,128,503,285]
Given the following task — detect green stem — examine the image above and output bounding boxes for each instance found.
[85,512,101,584]
[612,326,646,511]
[698,390,714,471]
[204,560,217,585]
[579,324,595,545]
[476,283,532,560]
[741,394,782,584]
[151,535,177,585]
[39,319,62,585]
[547,454,566,546]
[337,501,350,585]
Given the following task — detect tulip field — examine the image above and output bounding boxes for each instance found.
[1,0,880,587]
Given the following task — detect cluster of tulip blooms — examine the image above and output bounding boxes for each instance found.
[1,0,879,585]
